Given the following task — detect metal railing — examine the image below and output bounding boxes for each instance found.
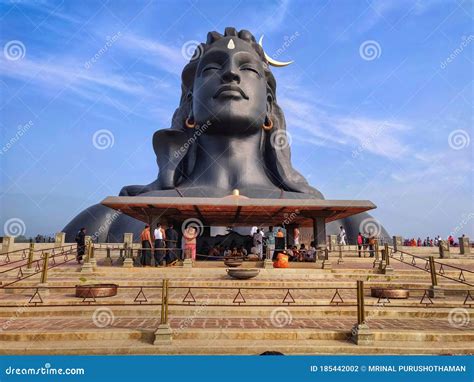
[387,245,474,287]
[0,244,76,267]
[1,280,472,345]
[0,246,77,288]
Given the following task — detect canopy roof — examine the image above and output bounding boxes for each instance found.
[101,195,376,227]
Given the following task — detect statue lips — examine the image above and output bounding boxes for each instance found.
[213,84,249,100]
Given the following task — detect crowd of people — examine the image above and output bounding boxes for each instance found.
[74,223,471,267]
[403,235,463,247]
[139,223,196,267]
[74,223,197,267]
[34,234,55,243]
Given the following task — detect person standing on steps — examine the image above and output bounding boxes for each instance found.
[153,223,166,266]
[253,228,264,260]
[75,227,86,264]
[338,226,347,246]
[140,225,153,267]
[357,232,363,257]
[165,224,179,265]
[265,226,276,260]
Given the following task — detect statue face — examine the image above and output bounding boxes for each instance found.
[193,37,268,135]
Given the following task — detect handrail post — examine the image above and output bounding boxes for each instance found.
[160,279,169,325]
[40,252,49,284]
[104,247,113,266]
[183,248,193,268]
[37,251,50,296]
[351,280,373,345]
[89,244,97,268]
[428,256,444,298]
[322,246,332,269]
[382,243,394,274]
[377,240,386,272]
[263,246,273,269]
[122,242,134,268]
[154,279,172,344]
[429,256,437,286]
[24,242,35,275]
[81,241,94,274]
[357,280,365,325]
[373,241,381,268]
[337,245,344,264]
[380,243,393,275]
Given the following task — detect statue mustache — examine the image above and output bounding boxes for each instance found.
[213,84,249,99]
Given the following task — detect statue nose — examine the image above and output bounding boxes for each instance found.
[221,69,240,84]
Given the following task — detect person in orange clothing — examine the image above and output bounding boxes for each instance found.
[140,225,153,267]
[273,252,289,268]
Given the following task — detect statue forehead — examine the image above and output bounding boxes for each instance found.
[202,37,261,61]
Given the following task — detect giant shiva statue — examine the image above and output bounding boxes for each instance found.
[64,28,388,242]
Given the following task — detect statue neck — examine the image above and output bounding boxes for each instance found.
[183,131,276,191]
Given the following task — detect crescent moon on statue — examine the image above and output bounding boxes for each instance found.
[258,35,294,67]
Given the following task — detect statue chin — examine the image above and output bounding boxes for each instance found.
[199,114,262,136]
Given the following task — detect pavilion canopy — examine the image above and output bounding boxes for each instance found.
[101,195,376,227]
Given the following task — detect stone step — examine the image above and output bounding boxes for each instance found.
[1,316,471,341]
[2,278,471,291]
[0,304,468,319]
[0,293,470,307]
[2,329,472,343]
[1,337,472,355]
[1,305,469,319]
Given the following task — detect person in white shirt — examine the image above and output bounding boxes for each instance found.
[294,227,300,246]
[338,226,347,246]
[153,223,166,266]
[253,228,263,260]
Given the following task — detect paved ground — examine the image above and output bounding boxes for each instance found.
[1,316,472,331]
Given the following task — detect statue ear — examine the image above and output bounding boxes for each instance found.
[266,93,274,116]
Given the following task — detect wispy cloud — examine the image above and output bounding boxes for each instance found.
[118,34,186,75]
[278,82,410,159]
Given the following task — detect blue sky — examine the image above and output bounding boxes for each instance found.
[0,0,472,239]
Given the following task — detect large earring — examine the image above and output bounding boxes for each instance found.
[262,116,273,131]
[185,117,196,129]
